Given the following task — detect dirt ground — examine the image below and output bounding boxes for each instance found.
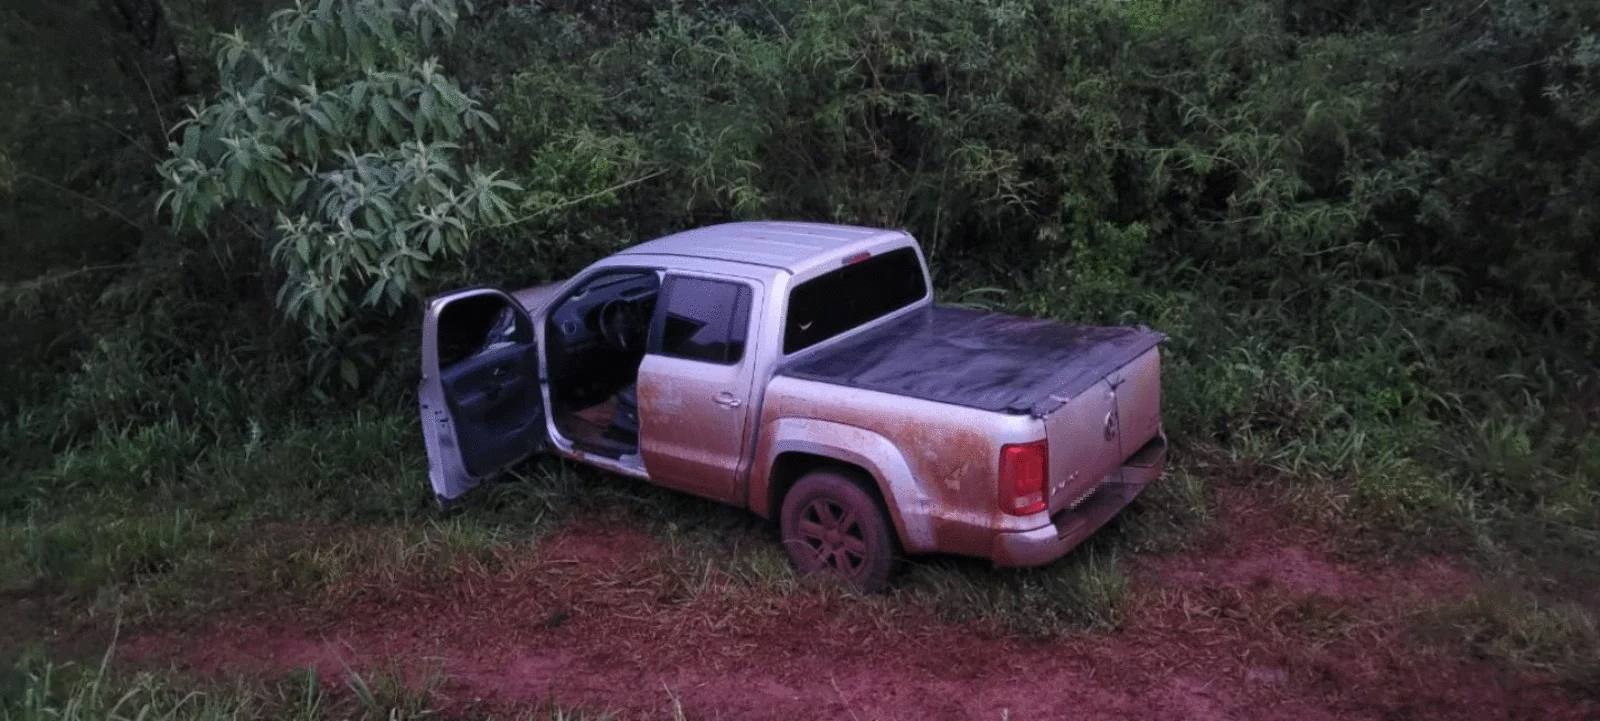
[120,488,1595,720]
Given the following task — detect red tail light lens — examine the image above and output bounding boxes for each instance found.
[999,440,1048,515]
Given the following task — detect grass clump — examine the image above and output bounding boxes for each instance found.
[1418,592,1600,692]
[0,652,259,721]
[266,520,514,602]
[901,548,1130,637]
[1,512,214,593]
[0,651,622,721]
[14,409,425,524]
[338,661,447,721]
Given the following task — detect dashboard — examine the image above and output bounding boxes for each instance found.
[548,270,661,349]
[544,269,661,408]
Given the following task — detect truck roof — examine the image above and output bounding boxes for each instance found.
[616,221,909,273]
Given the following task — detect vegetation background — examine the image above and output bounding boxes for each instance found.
[1,0,1597,717]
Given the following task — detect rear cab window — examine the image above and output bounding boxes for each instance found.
[783,246,928,354]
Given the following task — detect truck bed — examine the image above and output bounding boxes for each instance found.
[780,306,1164,417]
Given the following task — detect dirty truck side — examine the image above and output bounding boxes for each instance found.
[419,221,1166,591]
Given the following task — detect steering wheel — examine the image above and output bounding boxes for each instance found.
[597,299,631,350]
[597,287,654,351]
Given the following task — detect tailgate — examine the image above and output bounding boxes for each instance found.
[1044,346,1162,514]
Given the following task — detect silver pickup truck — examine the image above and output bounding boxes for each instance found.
[420,221,1166,591]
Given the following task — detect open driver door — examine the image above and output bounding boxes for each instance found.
[419,288,546,505]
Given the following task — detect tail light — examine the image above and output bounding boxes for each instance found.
[999,440,1048,515]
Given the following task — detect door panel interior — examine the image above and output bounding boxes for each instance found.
[443,342,541,477]
[436,294,544,478]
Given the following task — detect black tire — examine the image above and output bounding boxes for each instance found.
[779,470,898,593]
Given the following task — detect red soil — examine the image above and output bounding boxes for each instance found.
[122,489,1594,720]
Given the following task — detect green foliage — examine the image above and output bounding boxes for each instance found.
[0,656,257,721]
[158,0,517,344]
[1420,592,1600,688]
[1124,0,1207,36]
[0,650,622,721]
[903,548,1130,635]
[15,409,424,523]
[0,511,213,594]
[466,0,1145,260]
[339,661,448,720]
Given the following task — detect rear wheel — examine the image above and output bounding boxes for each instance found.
[779,470,897,592]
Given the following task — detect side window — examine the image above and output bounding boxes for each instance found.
[652,277,751,364]
[437,294,530,369]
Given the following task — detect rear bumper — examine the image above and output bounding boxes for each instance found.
[990,433,1166,567]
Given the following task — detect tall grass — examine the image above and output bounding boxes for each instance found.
[0,649,624,721]
[2,650,263,721]
[1417,592,1600,692]
[1,511,213,594]
[899,547,1129,636]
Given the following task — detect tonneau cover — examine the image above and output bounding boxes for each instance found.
[780,306,1164,417]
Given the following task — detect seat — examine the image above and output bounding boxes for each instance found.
[611,383,640,437]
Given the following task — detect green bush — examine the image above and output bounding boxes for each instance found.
[158,0,518,352]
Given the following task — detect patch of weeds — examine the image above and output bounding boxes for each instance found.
[645,507,788,588]
[1411,404,1600,573]
[1274,594,1365,646]
[1274,479,1354,533]
[609,480,760,539]
[901,547,1129,637]
[462,459,715,531]
[465,463,582,524]
[1439,412,1572,502]
[1416,591,1600,691]
[29,417,210,505]
[12,407,426,525]
[2,645,620,721]
[460,458,694,530]
[1151,585,1372,651]
[269,520,510,602]
[340,659,445,720]
[661,684,688,721]
[643,541,724,607]
[260,668,329,721]
[485,461,793,590]
[1495,510,1600,602]
[1114,462,1211,553]
[543,708,621,721]
[1350,452,1453,528]
[0,511,221,603]
[642,525,833,612]
[715,543,799,592]
[197,410,426,522]
[1167,343,1364,480]
[0,649,257,721]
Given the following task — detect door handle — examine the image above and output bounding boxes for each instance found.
[714,392,743,409]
